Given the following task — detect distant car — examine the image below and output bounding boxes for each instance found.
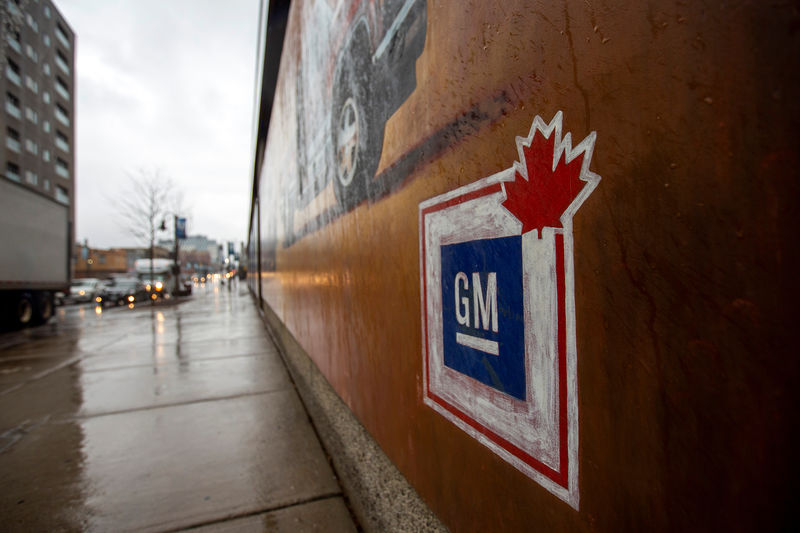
[98,278,148,306]
[65,278,102,304]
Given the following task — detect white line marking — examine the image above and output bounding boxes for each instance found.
[456,332,499,356]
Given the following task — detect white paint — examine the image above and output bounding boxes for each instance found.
[454,272,470,326]
[419,111,600,510]
[372,0,419,62]
[472,272,498,332]
[456,332,499,356]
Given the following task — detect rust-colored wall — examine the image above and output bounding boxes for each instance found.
[250,1,799,530]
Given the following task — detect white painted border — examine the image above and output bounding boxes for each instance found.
[418,112,599,510]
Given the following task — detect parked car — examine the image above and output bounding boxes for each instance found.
[97,278,148,306]
[65,278,103,304]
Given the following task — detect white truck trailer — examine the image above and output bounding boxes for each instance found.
[134,258,175,299]
[0,179,70,328]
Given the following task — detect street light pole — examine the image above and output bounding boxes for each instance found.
[173,214,180,295]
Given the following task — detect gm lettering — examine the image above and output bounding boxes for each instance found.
[454,271,499,355]
[441,236,525,400]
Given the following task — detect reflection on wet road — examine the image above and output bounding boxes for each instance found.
[0,281,357,532]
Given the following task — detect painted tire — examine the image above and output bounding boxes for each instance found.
[331,29,383,210]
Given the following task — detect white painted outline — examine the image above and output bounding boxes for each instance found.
[419,112,599,509]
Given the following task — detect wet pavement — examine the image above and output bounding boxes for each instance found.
[0,281,359,532]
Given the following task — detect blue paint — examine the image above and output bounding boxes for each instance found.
[441,236,526,400]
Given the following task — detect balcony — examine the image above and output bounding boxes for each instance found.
[6,137,20,153]
[6,167,21,183]
[5,65,21,86]
[55,82,70,101]
[55,186,69,205]
[55,55,70,75]
[56,27,70,49]
[7,36,21,53]
[5,101,21,119]
[55,137,69,153]
[55,107,70,127]
[55,163,69,179]
[6,1,21,17]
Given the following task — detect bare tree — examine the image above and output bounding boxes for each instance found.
[115,168,175,301]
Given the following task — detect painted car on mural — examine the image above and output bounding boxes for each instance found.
[289,0,427,239]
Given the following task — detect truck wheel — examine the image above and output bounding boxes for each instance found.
[33,291,54,325]
[15,293,35,327]
[331,28,383,210]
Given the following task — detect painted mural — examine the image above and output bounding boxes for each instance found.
[287,0,427,243]
[250,0,799,531]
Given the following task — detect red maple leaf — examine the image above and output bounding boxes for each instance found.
[502,130,587,236]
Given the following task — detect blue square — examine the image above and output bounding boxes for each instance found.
[441,236,525,400]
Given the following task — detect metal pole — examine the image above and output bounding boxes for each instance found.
[173,214,180,295]
[150,233,155,307]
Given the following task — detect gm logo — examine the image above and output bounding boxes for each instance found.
[419,111,600,508]
[441,236,524,400]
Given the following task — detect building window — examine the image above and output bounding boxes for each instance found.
[25,170,38,185]
[56,158,69,179]
[56,23,70,49]
[44,6,51,18]
[26,44,38,62]
[55,77,70,100]
[25,75,38,93]
[43,178,50,191]
[43,63,50,76]
[6,162,21,182]
[43,34,50,47]
[55,185,69,205]
[55,131,69,153]
[6,127,21,152]
[24,106,37,123]
[55,51,69,74]
[55,104,70,126]
[25,138,38,155]
[43,91,50,103]
[43,120,50,132]
[43,149,50,162]
[5,59,21,86]
[6,92,21,118]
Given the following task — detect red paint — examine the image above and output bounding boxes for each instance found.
[502,130,587,235]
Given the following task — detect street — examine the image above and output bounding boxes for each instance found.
[0,281,358,532]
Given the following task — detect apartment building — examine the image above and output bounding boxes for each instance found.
[2,0,75,213]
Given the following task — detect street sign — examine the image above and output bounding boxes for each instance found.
[419,111,599,509]
[176,217,187,240]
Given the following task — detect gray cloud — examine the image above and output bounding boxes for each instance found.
[58,0,260,248]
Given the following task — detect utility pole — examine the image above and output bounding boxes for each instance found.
[173,215,180,295]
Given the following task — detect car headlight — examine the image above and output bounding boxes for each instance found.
[155,281,163,291]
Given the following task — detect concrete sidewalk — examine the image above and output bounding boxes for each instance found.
[0,282,358,532]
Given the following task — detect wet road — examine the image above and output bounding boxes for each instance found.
[0,281,358,532]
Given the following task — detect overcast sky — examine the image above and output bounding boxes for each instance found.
[57,0,260,249]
